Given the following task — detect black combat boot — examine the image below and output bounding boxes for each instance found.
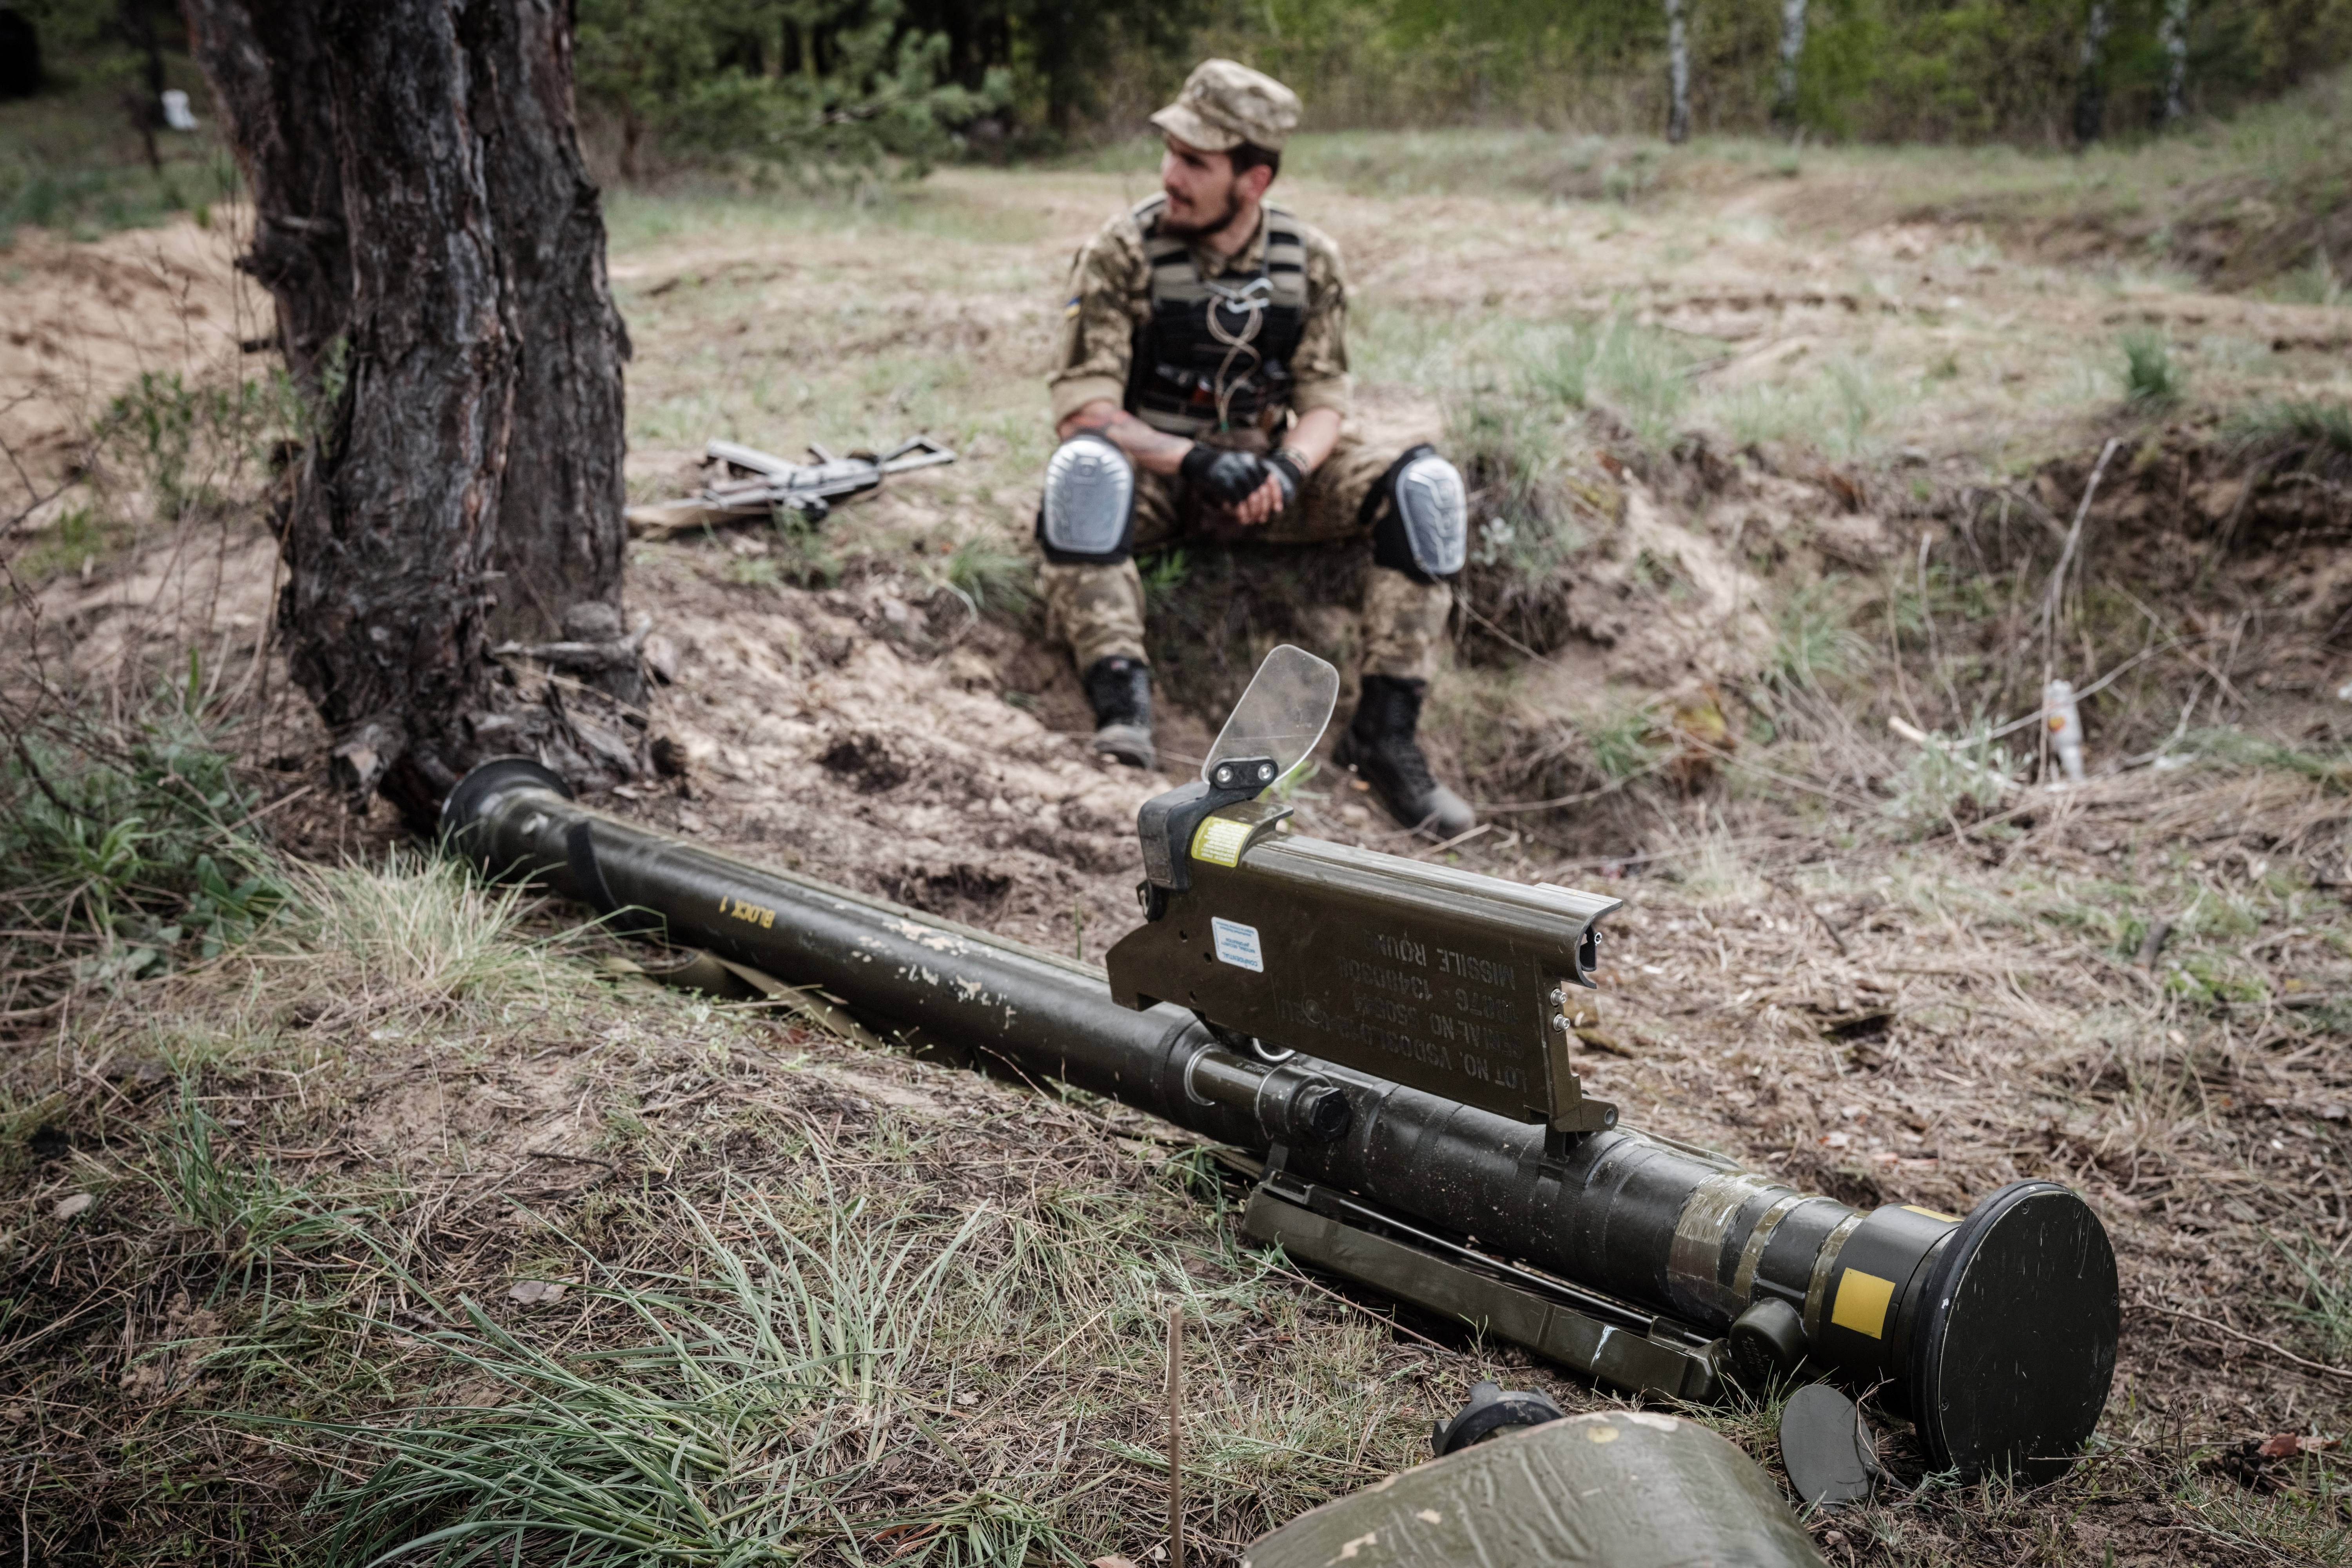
[1082,656,1156,770]
[1332,675,1475,839]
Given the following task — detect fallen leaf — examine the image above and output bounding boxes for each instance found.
[508,1280,567,1305]
[52,1194,94,1221]
[2258,1432,2337,1459]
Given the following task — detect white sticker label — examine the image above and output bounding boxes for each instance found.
[1210,917,1265,973]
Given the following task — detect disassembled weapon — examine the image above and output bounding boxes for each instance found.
[625,434,956,536]
[441,647,2121,1484]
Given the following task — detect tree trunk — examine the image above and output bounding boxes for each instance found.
[2072,0,2111,147]
[2156,0,2189,127]
[1773,0,1807,131]
[118,0,164,170]
[187,0,640,828]
[1664,0,1691,144]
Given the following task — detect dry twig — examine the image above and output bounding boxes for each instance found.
[2148,1302,2352,1385]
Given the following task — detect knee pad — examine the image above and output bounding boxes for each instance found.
[1364,444,1468,584]
[1036,431,1136,565]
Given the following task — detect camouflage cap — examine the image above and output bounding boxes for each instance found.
[1150,59,1301,154]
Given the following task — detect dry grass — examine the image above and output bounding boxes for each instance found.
[2,851,1520,1564]
[8,727,2350,1565]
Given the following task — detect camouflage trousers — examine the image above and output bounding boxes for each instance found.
[1040,433,1453,682]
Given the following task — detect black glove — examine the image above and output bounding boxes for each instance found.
[1180,443,1270,507]
[1267,448,1308,511]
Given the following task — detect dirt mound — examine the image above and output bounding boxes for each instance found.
[0,209,263,513]
[630,560,1176,944]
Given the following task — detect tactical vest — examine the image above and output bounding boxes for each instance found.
[1125,195,1310,438]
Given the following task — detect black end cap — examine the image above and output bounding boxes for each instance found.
[437,757,571,850]
[1908,1179,2119,1483]
[1779,1383,1879,1508]
[1430,1381,1565,1457]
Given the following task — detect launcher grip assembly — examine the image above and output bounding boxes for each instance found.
[444,750,2121,1485]
[1113,766,1618,1135]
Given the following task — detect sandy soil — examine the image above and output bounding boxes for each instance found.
[1,209,267,520]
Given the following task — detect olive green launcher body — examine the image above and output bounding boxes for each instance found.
[443,760,2120,1481]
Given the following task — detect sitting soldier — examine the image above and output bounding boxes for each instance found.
[1036,58,1475,839]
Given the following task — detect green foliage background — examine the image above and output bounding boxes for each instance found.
[566,0,2352,160]
[11,0,2352,192]
[1188,0,2352,141]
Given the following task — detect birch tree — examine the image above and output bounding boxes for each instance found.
[1664,0,1691,143]
[2157,0,2190,126]
[2072,0,2112,145]
[1773,0,1808,129]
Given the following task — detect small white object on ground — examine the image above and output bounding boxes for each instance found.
[2043,678,2086,783]
[53,1193,95,1221]
[162,90,198,131]
[508,1279,566,1304]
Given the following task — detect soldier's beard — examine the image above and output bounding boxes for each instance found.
[1159,187,1245,241]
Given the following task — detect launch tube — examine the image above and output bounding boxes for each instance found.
[441,759,2117,1481]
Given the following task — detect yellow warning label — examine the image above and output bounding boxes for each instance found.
[1902,1204,1960,1223]
[718,894,776,930]
[1829,1269,1896,1339]
[1192,816,1253,867]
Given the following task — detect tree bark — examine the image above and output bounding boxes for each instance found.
[1664,0,1691,145]
[1773,0,1808,131]
[2073,0,2112,146]
[187,0,639,828]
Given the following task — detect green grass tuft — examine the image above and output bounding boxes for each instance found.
[2267,1226,2352,1365]
[279,1178,1053,1567]
[1766,582,1868,694]
[1884,726,2019,836]
[2231,397,2352,457]
[1577,702,1661,784]
[938,533,1034,617]
[2121,328,2185,408]
[0,691,285,981]
[1510,312,1691,453]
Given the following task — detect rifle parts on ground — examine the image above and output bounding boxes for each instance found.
[626,435,956,538]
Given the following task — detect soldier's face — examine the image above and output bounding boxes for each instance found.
[1159,138,1245,237]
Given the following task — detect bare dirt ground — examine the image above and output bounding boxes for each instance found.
[5,138,2352,1566]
